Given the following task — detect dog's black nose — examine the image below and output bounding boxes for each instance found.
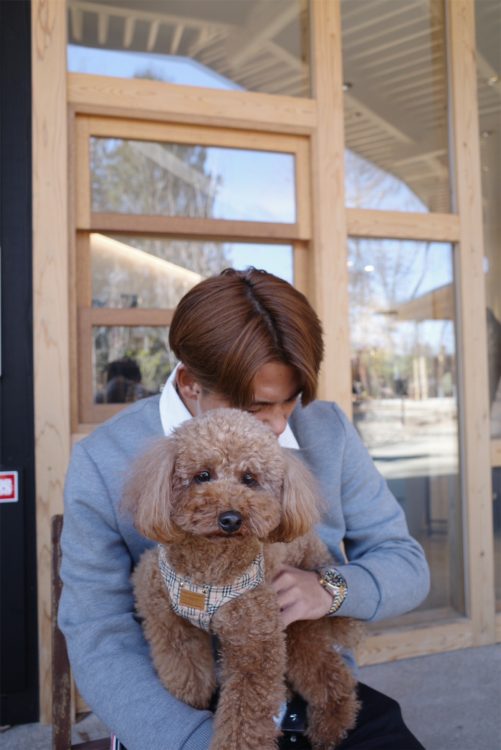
[218,510,243,534]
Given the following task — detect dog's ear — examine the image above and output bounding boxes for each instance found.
[122,437,179,544]
[269,450,321,543]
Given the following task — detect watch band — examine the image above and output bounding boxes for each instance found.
[316,566,348,615]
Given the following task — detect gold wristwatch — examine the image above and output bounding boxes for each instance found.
[316,567,348,615]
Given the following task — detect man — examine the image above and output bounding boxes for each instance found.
[60,268,429,749]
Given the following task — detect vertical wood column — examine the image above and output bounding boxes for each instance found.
[32,0,70,721]
[310,0,352,414]
[447,0,495,644]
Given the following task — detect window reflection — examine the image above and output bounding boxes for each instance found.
[349,238,462,615]
[90,234,294,309]
[91,138,296,223]
[67,0,311,98]
[341,0,450,213]
[475,0,501,606]
[475,0,501,440]
[93,326,177,403]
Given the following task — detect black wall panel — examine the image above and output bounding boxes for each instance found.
[0,0,39,725]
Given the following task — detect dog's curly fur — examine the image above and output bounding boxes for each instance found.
[126,408,362,750]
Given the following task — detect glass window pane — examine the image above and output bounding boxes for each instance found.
[67,0,311,98]
[348,238,462,616]
[91,138,296,223]
[475,0,501,440]
[341,0,450,213]
[90,233,293,308]
[93,325,176,403]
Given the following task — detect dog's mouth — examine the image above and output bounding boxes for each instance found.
[203,529,245,540]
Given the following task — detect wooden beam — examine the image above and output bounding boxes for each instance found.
[347,208,460,242]
[123,16,135,48]
[79,113,309,152]
[71,0,229,34]
[265,39,306,74]
[358,619,474,666]
[80,307,174,326]
[384,283,454,322]
[447,0,496,645]
[75,117,91,228]
[170,24,184,55]
[87,213,307,242]
[97,11,109,46]
[225,0,299,67]
[491,440,501,468]
[70,5,83,42]
[146,19,160,52]
[32,0,70,723]
[310,0,352,414]
[68,73,317,135]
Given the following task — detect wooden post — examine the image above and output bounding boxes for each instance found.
[447,0,496,644]
[310,0,352,414]
[32,0,71,722]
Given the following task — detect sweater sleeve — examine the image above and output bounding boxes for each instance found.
[59,442,214,750]
[328,405,430,622]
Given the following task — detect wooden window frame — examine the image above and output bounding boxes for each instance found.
[492,441,501,468]
[73,115,312,428]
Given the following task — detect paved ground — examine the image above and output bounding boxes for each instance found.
[359,644,501,750]
[1,644,500,750]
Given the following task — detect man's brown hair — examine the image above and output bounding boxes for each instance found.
[169,268,324,408]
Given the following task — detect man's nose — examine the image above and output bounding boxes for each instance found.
[263,409,288,437]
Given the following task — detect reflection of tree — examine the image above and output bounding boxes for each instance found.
[90,123,230,276]
[345,150,427,213]
[349,238,455,403]
[90,106,231,399]
[92,137,220,217]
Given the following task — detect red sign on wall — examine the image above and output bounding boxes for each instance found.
[0,471,19,503]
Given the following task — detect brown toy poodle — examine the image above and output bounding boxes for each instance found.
[126,408,361,750]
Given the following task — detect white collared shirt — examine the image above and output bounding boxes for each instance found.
[159,364,299,449]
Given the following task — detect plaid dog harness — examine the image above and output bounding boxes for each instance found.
[158,545,265,632]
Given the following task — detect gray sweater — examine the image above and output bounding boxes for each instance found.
[59,397,430,750]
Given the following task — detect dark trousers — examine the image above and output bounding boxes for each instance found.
[115,682,424,750]
[279,682,425,750]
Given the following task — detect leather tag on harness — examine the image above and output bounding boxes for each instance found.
[179,588,206,610]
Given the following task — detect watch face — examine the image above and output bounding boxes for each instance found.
[317,567,347,614]
[320,568,346,588]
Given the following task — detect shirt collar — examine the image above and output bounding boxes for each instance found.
[159,364,299,450]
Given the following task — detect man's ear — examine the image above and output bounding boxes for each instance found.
[176,364,201,413]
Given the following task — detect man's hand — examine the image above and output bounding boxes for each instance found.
[271,564,333,627]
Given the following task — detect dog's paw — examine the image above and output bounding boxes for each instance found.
[210,723,279,750]
[212,585,282,645]
[306,696,359,750]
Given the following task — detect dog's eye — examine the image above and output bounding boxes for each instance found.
[241,472,258,487]
[194,470,211,483]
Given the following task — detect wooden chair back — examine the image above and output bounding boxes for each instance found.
[51,514,110,750]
